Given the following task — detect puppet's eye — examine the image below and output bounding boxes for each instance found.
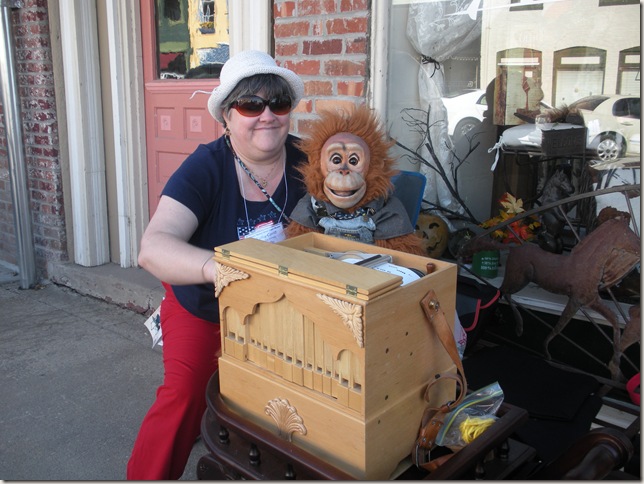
[330,154,343,164]
[348,155,359,166]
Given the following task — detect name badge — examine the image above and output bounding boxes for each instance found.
[243,221,285,243]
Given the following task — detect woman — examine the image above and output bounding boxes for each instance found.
[127,50,307,480]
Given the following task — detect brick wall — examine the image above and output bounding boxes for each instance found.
[273,0,370,134]
[0,0,66,275]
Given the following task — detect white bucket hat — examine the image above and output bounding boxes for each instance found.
[207,50,305,123]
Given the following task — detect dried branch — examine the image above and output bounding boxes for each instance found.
[394,107,482,225]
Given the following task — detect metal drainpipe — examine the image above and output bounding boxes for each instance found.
[0,0,37,289]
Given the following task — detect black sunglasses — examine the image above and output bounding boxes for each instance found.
[231,95,293,117]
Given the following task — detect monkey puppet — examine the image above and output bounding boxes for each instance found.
[285,106,424,256]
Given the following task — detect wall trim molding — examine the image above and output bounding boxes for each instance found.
[58,0,109,266]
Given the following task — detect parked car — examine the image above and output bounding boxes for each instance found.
[442,89,553,143]
[441,89,487,142]
[498,95,640,162]
[568,95,641,161]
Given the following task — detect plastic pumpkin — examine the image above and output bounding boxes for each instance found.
[415,213,448,258]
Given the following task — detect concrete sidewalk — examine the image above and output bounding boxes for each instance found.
[0,277,206,480]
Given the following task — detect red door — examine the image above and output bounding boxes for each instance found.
[140,0,227,216]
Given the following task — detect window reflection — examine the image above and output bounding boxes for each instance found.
[387,0,640,225]
[155,0,229,79]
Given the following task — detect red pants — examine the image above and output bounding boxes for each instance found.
[127,284,221,480]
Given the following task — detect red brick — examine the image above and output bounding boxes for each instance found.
[296,118,320,135]
[23,0,49,8]
[19,10,48,23]
[274,20,310,38]
[24,122,41,134]
[33,134,56,146]
[337,80,365,97]
[302,39,343,56]
[21,36,50,49]
[274,1,296,18]
[43,226,64,239]
[326,16,368,35]
[23,62,53,74]
[346,37,367,54]
[304,80,333,96]
[324,59,366,77]
[33,111,56,122]
[13,25,27,36]
[301,98,314,113]
[315,99,362,113]
[28,23,48,36]
[26,87,55,98]
[275,42,299,57]
[36,180,56,192]
[283,59,321,76]
[340,0,369,11]
[299,0,336,15]
[40,147,57,157]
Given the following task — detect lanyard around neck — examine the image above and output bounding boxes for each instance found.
[226,135,290,223]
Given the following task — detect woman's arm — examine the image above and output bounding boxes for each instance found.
[138,195,217,285]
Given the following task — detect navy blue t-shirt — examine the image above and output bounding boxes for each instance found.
[161,134,307,322]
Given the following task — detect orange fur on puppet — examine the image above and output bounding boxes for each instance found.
[285,105,424,255]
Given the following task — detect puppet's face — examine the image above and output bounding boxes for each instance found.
[321,132,370,209]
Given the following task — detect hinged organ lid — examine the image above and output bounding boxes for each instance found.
[214,237,403,300]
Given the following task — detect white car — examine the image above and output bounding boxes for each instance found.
[499,95,640,162]
[442,89,552,143]
[569,95,640,161]
[441,89,487,142]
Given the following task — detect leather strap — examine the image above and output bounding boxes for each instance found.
[412,289,468,472]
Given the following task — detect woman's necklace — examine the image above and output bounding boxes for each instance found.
[250,158,281,188]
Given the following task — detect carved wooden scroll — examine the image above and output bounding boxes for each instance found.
[214,262,249,297]
[316,293,364,348]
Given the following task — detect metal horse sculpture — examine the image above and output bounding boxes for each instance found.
[499,217,640,382]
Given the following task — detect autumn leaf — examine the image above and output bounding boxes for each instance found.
[499,193,525,215]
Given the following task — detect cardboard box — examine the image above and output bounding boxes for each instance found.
[214,233,458,479]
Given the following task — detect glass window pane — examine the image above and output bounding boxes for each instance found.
[386,0,640,224]
[155,0,229,79]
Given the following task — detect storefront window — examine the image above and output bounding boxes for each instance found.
[386,0,640,227]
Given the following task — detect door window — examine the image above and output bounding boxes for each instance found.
[155,0,229,79]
